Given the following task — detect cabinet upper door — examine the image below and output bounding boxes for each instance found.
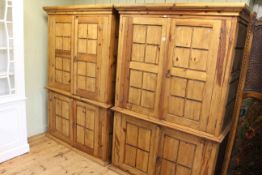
[162,19,221,133]
[116,17,168,117]
[73,16,105,101]
[48,16,74,92]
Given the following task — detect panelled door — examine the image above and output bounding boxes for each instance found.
[73,16,104,101]
[114,114,160,175]
[48,16,74,92]
[162,19,221,132]
[73,101,99,156]
[49,92,73,144]
[117,17,168,117]
[157,128,204,175]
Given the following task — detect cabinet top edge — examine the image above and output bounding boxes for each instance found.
[43,4,115,14]
[115,2,250,16]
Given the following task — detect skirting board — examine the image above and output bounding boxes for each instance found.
[0,143,29,163]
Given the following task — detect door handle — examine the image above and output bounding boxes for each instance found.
[165,69,171,78]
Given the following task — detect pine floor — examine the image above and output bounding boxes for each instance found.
[0,134,119,175]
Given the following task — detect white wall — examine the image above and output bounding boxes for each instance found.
[74,0,252,4]
[24,0,74,137]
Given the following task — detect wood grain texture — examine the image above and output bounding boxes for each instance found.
[0,134,119,175]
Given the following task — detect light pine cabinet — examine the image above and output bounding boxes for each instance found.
[112,3,251,175]
[44,5,117,162]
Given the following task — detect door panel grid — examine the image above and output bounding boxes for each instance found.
[120,17,168,117]
[74,17,103,100]
[163,19,221,132]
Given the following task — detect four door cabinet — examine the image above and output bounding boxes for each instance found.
[44,3,251,174]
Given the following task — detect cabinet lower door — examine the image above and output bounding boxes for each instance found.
[113,113,160,175]
[73,101,99,156]
[48,92,73,144]
[157,128,219,175]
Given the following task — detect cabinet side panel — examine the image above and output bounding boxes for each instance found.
[222,19,248,131]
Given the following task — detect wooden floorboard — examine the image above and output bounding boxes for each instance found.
[0,134,119,175]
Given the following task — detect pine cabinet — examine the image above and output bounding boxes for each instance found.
[112,3,251,175]
[44,5,117,162]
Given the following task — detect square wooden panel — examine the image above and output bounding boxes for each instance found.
[78,39,87,53]
[55,37,63,50]
[130,69,143,88]
[131,43,145,62]
[177,141,196,168]
[62,119,70,137]
[85,109,95,130]
[78,23,88,38]
[86,62,96,78]
[146,26,162,45]
[87,40,97,55]
[142,72,157,91]
[136,149,149,172]
[186,80,205,101]
[173,47,190,68]
[168,96,184,117]
[86,77,96,92]
[128,87,141,105]
[170,77,187,97]
[126,123,138,147]
[55,57,63,70]
[62,37,71,51]
[191,27,211,50]
[87,24,98,39]
[63,58,71,72]
[175,26,193,47]
[63,23,71,37]
[145,45,159,64]
[160,159,176,175]
[77,62,86,76]
[137,127,151,151]
[62,101,70,119]
[55,23,63,36]
[133,25,147,43]
[77,76,86,90]
[141,90,155,109]
[76,105,85,126]
[184,100,201,121]
[85,129,94,148]
[62,72,70,84]
[189,49,208,71]
[76,126,85,145]
[124,145,137,167]
[162,136,179,162]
